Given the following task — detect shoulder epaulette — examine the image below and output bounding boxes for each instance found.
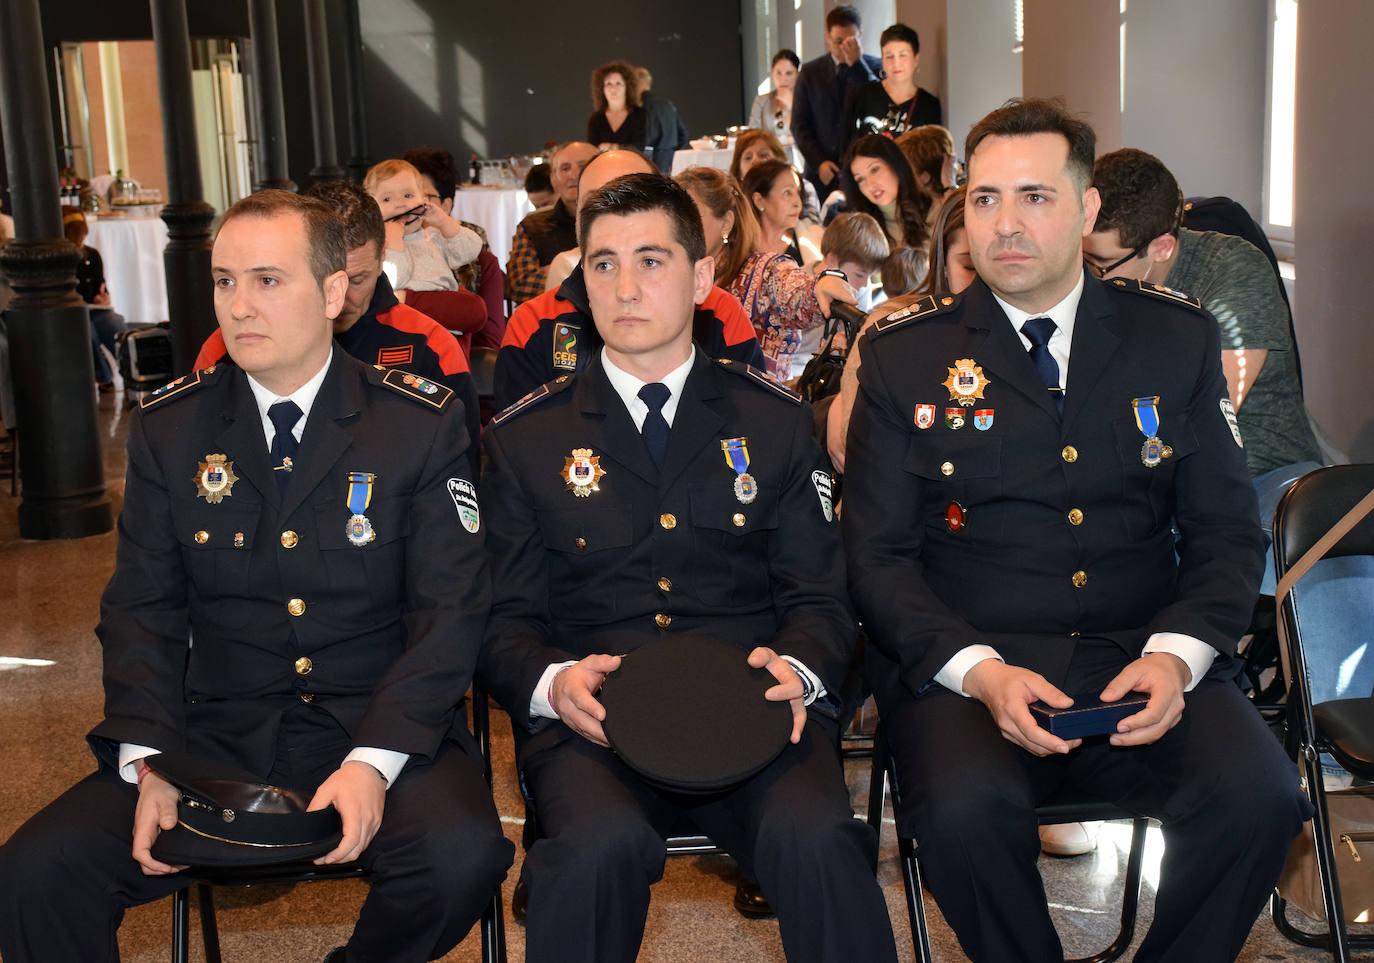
[1109,277,1205,311]
[489,374,575,427]
[377,367,454,410]
[714,358,802,405]
[868,294,958,338]
[138,365,218,410]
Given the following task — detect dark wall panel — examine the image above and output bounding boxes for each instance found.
[353,0,743,165]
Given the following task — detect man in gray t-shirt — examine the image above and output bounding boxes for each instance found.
[1083,149,1320,477]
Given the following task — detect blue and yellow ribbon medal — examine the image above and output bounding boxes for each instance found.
[345,471,377,546]
[1132,396,1164,468]
[721,437,757,504]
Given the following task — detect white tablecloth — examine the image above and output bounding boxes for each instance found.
[670,144,805,177]
[85,215,169,325]
[451,187,533,272]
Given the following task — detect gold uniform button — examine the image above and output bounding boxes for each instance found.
[294,656,313,676]
[1071,570,1088,588]
[1067,508,1084,526]
[940,461,954,476]
[732,513,746,527]
[280,530,299,549]
[194,530,209,544]
[299,692,315,704]
[1070,631,1081,638]
[1161,444,1174,459]
[657,577,672,592]
[659,513,677,530]
[1061,446,1079,463]
[287,598,306,617]
[574,537,587,550]
[655,613,671,628]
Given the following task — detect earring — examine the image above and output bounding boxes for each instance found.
[722,232,730,246]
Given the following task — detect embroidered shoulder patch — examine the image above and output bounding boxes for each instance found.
[381,369,454,410]
[1110,277,1205,311]
[139,368,208,410]
[489,374,575,428]
[869,294,958,337]
[715,359,802,404]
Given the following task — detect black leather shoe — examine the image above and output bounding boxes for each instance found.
[733,876,774,919]
[512,877,528,923]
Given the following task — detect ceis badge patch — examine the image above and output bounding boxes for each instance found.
[447,478,481,533]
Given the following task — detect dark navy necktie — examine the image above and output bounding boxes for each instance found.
[268,400,302,495]
[638,383,671,468]
[1021,317,1064,415]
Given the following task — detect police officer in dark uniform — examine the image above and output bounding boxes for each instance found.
[0,190,512,963]
[478,173,897,963]
[842,99,1309,963]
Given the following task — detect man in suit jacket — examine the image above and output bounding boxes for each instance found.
[790,4,882,201]
[843,99,1309,963]
[478,173,896,963]
[0,190,512,963]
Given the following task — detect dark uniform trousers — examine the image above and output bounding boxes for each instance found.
[480,352,897,963]
[844,275,1310,963]
[0,352,514,962]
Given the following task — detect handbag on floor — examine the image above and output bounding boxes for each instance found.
[1278,784,1374,923]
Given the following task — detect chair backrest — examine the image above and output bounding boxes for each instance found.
[1273,464,1374,706]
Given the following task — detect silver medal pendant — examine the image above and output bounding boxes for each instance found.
[1140,435,1163,468]
[734,472,758,504]
[346,512,376,546]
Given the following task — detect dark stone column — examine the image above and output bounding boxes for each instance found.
[247,0,296,191]
[340,0,370,183]
[0,0,113,539]
[303,0,345,184]
[150,0,218,375]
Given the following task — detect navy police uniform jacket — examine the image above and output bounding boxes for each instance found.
[493,264,765,411]
[478,350,854,762]
[88,350,490,777]
[842,272,1265,704]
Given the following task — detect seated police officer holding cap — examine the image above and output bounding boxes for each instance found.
[842,98,1309,963]
[477,172,897,963]
[0,190,513,963]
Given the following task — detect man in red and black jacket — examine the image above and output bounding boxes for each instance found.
[195,181,482,474]
[495,261,763,411]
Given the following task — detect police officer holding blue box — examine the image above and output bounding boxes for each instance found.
[842,99,1310,963]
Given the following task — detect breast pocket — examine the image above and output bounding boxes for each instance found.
[1112,406,1199,527]
[903,434,1004,515]
[687,482,780,606]
[170,502,259,626]
[315,495,411,600]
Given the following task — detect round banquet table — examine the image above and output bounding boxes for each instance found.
[85,214,170,325]
[670,144,803,177]
[451,186,533,272]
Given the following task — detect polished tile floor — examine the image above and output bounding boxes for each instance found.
[0,389,1358,961]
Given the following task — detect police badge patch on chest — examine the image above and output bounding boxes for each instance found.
[942,358,989,407]
[563,448,605,496]
[194,454,238,503]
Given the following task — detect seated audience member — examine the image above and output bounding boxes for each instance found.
[506,141,599,306]
[1084,148,1321,481]
[879,246,926,299]
[495,153,763,410]
[523,162,556,210]
[843,24,942,146]
[842,98,1308,963]
[841,132,931,253]
[676,166,860,383]
[742,159,823,267]
[193,181,481,474]
[587,60,647,150]
[730,129,822,224]
[478,171,898,963]
[748,49,800,143]
[405,146,506,350]
[896,124,959,220]
[635,65,687,173]
[364,159,484,337]
[62,205,126,394]
[0,189,512,963]
[829,186,969,470]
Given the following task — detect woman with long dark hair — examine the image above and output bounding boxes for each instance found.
[840,133,929,252]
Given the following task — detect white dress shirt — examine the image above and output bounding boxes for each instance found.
[935,275,1217,697]
[120,350,409,789]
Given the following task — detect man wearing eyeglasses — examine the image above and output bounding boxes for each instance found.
[1083,148,1321,481]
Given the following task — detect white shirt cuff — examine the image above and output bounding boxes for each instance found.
[117,744,161,784]
[934,645,1004,696]
[1141,632,1218,692]
[530,661,580,720]
[780,656,828,706]
[343,747,409,789]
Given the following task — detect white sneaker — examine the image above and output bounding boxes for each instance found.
[1039,821,1100,857]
